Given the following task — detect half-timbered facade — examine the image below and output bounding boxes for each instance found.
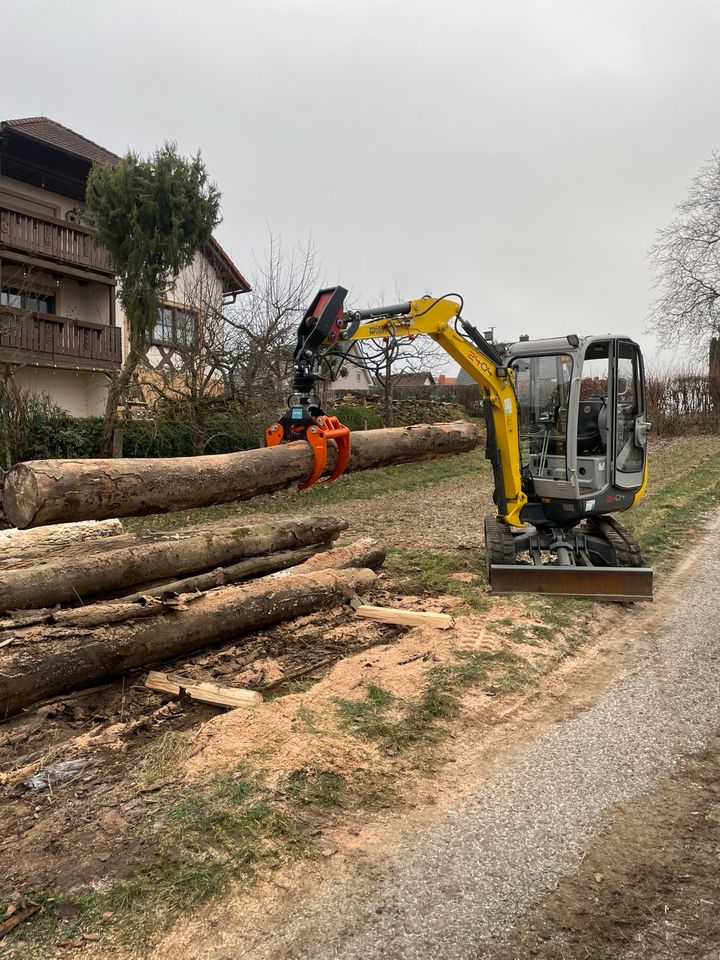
[0,117,249,416]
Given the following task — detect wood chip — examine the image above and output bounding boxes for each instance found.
[145,671,262,708]
[0,903,40,941]
[353,604,453,630]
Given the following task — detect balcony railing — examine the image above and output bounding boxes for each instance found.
[0,204,113,276]
[0,306,122,370]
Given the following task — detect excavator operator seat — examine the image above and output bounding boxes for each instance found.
[576,396,606,455]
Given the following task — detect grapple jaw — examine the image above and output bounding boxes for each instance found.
[266,405,351,491]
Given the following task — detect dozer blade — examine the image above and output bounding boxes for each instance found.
[490,564,653,602]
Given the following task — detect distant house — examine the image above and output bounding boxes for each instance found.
[436,374,456,385]
[455,368,476,386]
[390,371,435,387]
[0,116,249,417]
[328,344,374,392]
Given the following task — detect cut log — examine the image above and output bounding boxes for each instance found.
[2,421,480,528]
[117,543,331,603]
[0,516,347,612]
[0,519,123,559]
[145,671,263,708]
[273,536,386,577]
[0,567,377,718]
[0,466,8,532]
[353,604,453,629]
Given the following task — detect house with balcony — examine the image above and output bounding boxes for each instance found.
[0,117,249,417]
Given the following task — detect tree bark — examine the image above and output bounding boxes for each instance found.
[0,516,347,612]
[116,543,331,602]
[0,519,123,555]
[0,466,8,530]
[276,536,386,576]
[0,566,377,719]
[710,337,720,416]
[2,421,479,529]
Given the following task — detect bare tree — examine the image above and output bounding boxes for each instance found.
[222,232,322,416]
[135,258,231,454]
[649,152,720,358]
[130,233,322,453]
[339,289,442,426]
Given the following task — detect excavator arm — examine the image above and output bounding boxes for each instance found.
[276,286,527,526]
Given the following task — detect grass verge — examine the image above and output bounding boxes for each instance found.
[124,448,489,533]
[336,646,532,754]
[2,767,343,955]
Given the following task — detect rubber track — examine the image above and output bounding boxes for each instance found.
[484,516,516,565]
[587,515,645,567]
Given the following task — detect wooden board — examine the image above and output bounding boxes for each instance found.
[354,604,453,630]
[145,671,262,708]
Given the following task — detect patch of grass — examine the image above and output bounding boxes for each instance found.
[624,448,720,567]
[140,730,193,786]
[428,647,529,694]
[388,547,489,610]
[336,648,532,754]
[3,772,308,955]
[124,448,489,533]
[284,770,346,808]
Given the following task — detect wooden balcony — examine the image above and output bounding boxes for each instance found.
[0,204,113,278]
[0,306,122,371]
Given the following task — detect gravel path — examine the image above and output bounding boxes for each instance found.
[157,517,720,960]
[251,518,720,960]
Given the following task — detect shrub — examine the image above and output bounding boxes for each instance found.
[328,403,383,431]
[0,387,266,466]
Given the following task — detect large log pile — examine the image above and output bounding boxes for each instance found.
[0,422,479,718]
[2,421,479,528]
[0,515,347,612]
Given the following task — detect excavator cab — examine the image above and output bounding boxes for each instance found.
[507,335,649,519]
[485,335,652,600]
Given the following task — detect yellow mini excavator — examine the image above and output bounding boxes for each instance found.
[268,287,653,602]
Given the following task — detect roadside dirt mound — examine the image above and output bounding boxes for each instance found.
[187,611,465,785]
[488,739,720,960]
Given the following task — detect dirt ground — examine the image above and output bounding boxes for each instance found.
[485,739,720,960]
[0,437,719,957]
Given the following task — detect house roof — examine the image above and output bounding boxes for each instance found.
[1,116,250,296]
[455,368,475,386]
[1,116,120,165]
[204,236,251,296]
[390,372,436,387]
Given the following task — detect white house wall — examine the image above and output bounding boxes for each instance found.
[60,278,111,325]
[10,366,108,417]
[116,250,226,361]
[2,174,232,414]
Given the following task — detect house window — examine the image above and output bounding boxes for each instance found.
[0,286,56,314]
[153,304,196,347]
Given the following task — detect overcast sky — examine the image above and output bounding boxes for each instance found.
[5,0,720,373]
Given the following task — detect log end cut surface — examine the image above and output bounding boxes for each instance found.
[2,464,39,530]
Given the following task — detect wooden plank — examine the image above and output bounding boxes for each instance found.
[354,604,453,630]
[185,680,262,708]
[145,671,262,708]
[145,671,181,695]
